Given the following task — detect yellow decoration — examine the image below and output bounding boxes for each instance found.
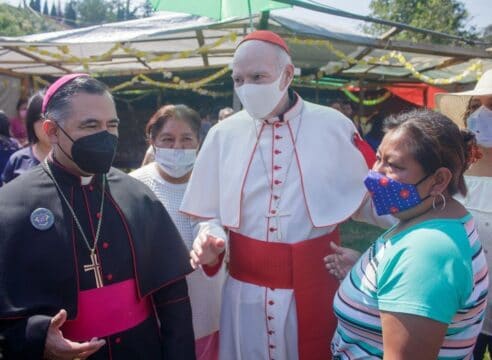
[191,88,232,98]
[23,32,237,67]
[342,88,391,106]
[32,66,232,98]
[288,37,483,85]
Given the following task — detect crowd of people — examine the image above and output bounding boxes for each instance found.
[0,30,490,360]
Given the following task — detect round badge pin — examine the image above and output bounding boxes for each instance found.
[30,208,55,231]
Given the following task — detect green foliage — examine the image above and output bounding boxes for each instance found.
[142,0,153,18]
[77,0,114,25]
[30,0,41,12]
[483,24,492,42]
[0,0,152,35]
[340,219,383,252]
[50,2,57,17]
[74,0,148,26]
[365,0,478,44]
[64,1,76,26]
[0,4,63,36]
[112,0,138,21]
[42,0,49,15]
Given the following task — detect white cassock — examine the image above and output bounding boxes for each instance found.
[181,94,391,360]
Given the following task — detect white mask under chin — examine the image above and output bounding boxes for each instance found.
[467,106,492,148]
[154,148,197,178]
[235,71,289,119]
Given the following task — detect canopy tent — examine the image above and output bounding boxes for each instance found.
[0,7,490,91]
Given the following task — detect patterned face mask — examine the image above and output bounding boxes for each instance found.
[364,170,431,216]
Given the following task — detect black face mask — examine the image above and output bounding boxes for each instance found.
[57,125,118,174]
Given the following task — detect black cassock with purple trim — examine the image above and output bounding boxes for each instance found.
[0,159,195,359]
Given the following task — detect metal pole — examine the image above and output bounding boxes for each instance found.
[247,0,253,30]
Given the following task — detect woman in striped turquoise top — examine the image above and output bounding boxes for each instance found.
[331,110,489,359]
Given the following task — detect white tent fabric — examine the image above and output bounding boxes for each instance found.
[0,9,489,85]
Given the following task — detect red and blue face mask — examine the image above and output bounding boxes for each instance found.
[364,170,430,216]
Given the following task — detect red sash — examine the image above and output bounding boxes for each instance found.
[61,279,152,341]
[229,230,339,360]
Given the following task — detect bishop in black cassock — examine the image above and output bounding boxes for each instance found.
[0,160,195,359]
[0,74,195,359]
[0,159,195,359]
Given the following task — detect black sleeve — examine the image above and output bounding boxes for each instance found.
[0,158,14,184]
[0,315,51,359]
[153,278,196,360]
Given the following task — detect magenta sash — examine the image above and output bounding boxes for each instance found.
[61,279,152,341]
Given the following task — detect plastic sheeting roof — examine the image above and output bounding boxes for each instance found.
[0,8,490,86]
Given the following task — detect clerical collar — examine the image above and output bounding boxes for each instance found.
[48,155,98,186]
[81,176,94,185]
[263,90,302,125]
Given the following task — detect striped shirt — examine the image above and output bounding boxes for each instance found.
[332,214,489,359]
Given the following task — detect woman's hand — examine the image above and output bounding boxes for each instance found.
[324,242,361,280]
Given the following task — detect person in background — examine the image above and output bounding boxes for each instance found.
[328,109,488,359]
[1,92,52,184]
[9,98,28,146]
[0,111,19,185]
[436,69,492,359]
[328,97,354,120]
[131,104,224,360]
[465,97,482,117]
[218,107,234,121]
[199,110,213,140]
[364,112,385,151]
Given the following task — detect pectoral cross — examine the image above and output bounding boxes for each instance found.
[266,210,291,241]
[84,251,104,288]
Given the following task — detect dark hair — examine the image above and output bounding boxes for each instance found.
[383,109,474,196]
[366,113,385,139]
[44,76,110,124]
[146,104,201,142]
[26,92,44,144]
[463,97,482,127]
[0,111,10,137]
[16,98,27,111]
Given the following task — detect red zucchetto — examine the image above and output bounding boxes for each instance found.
[237,30,290,54]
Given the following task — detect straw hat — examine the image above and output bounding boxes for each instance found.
[435,69,492,128]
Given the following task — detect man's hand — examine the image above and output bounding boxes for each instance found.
[190,234,225,269]
[43,309,105,360]
[324,242,361,281]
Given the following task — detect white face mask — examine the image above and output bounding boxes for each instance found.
[154,147,197,178]
[467,105,492,148]
[235,69,290,119]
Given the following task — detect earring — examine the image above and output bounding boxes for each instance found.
[432,193,446,211]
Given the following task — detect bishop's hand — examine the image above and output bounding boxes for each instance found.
[190,234,225,269]
[43,309,106,360]
[324,242,361,281]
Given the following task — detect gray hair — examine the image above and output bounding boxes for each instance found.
[275,46,292,74]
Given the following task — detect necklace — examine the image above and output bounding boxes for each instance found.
[42,159,106,288]
[252,114,303,241]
